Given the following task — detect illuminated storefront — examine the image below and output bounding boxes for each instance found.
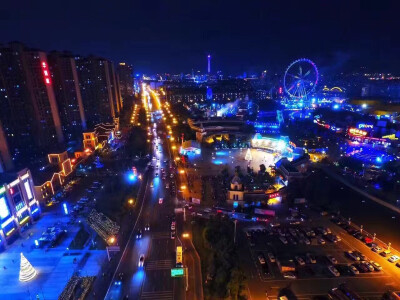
[251,133,290,154]
[0,169,41,248]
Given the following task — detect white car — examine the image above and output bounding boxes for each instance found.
[317,237,326,245]
[388,255,400,263]
[328,265,340,277]
[138,254,145,267]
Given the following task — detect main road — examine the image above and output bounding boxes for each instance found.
[104,87,185,300]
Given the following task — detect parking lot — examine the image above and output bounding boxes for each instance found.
[241,211,400,299]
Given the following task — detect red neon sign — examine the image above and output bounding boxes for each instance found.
[348,128,367,137]
[41,61,51,85]
[269,192,280,199]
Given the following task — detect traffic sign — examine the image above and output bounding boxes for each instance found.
[171,268,184,277]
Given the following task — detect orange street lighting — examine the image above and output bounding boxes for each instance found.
[171,145,177,150]
[182,233,190,238]
[180,185,187,190]
[128,198,134,205]
[179,169,185,174]
[175,157,180,161]
[108,236,116,244]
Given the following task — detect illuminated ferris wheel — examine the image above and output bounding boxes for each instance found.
[284,58,319,99]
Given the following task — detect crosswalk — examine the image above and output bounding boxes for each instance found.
[151,232,171,240]
[141,290,173,299]
[145,259,174,271]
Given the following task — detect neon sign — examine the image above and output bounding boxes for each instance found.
[348,128,367,137]
[357,124,373,129]
[41,61,51,85]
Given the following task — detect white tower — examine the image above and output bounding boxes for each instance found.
[207,54,211,74]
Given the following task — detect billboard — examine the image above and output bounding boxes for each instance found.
[0,196,10,220]
[176,246,183,265]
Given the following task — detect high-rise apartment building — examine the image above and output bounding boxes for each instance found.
[0,42,64,171]
[75,56,121,128]
[47,51,87,141]
[117,62,133,106]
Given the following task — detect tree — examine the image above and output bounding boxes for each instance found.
[19,253,37,282]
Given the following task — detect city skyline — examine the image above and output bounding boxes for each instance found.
[1,1,400,74]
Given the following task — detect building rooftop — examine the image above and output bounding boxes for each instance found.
[30,165,60,185]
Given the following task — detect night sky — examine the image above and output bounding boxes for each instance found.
[1,0,399,74]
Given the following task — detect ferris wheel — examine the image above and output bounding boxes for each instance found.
[284,58,319,99]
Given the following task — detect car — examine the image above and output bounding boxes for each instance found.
[155,173,159,177]
[370,261,382,271]
[396,262,400,268]
[327,255,337,264]
[279,237,288,245]
[363,261,374,272]
[328,265,340,277]
[138,254,145,267]
[268,253,276,263]
[114,273,124,285]
[306,253,316,264]
[357,263,369,273]
[159,198,164,204]
[380,249,391,257]
[372,246,382,252]
[166,183,169,189]
[150,182,154,188]
[349,265,359,275]
[317,237,326,245]
[295,256,305,266]
[171,231,175,239]
[283,272,297,279]
[345,251,360,261]
[388,255,400,263]
[136,230,142,239]
[144,224,150,231]
[353,250,366,261]
[171,221,176,231]
[258,254,266,265]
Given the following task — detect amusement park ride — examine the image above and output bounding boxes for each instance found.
[282,58,319,109]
